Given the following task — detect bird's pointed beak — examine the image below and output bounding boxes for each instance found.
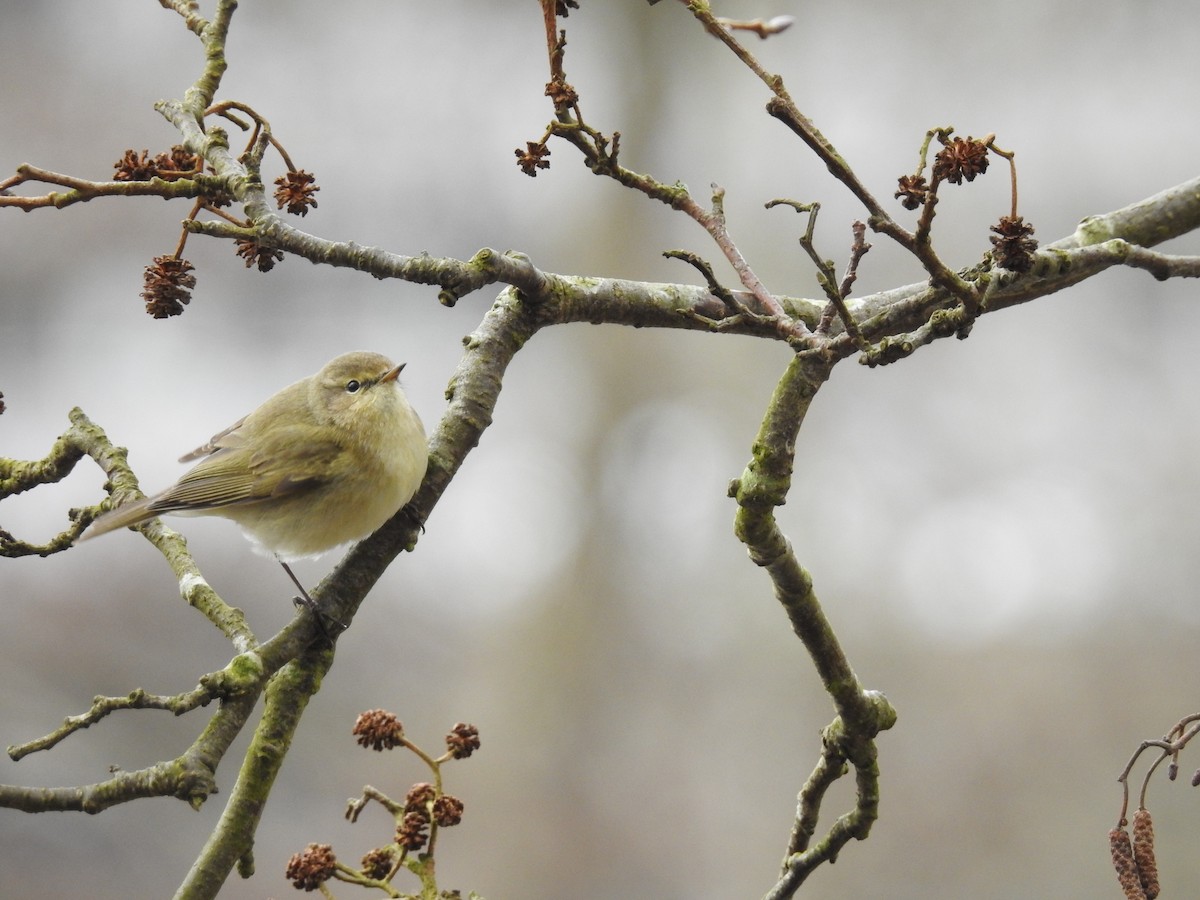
[380,362,405,384]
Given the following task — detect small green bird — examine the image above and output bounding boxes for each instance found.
[79,351,429,612]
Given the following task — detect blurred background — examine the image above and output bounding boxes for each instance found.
[2,2,1199,898]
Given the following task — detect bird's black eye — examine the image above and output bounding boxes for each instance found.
[346,379,362,393]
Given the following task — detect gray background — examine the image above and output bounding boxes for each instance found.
[2,2,1199,898]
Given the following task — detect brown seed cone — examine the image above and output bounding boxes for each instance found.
[933,137,989,185]
[445,721,481,759]
[141,256,196,318]
[396,810,429,851]
[284,842,337,891]
[352,709,404,751]
[273,169,320,216]
[433,793,465,827]
[360,847,395,881]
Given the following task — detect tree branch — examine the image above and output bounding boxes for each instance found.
[175,648,331,900]
[730,353,898,897]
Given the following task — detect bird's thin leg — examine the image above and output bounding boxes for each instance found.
[277,559,346,638]
[279,559,315,607]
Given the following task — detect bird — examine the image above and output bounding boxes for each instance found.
[78,350,429,618]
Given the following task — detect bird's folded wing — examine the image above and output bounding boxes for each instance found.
[178,414,249,462]
[156,427,344,511]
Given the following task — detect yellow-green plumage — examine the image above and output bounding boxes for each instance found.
[78,351,428,560]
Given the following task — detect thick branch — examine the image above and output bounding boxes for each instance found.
[821,176,1200,362]
[0,758,218,814]
[730,353,897,898]
[175,650,330,900]
[1054,178,1200,251]
[181,0,237,115]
